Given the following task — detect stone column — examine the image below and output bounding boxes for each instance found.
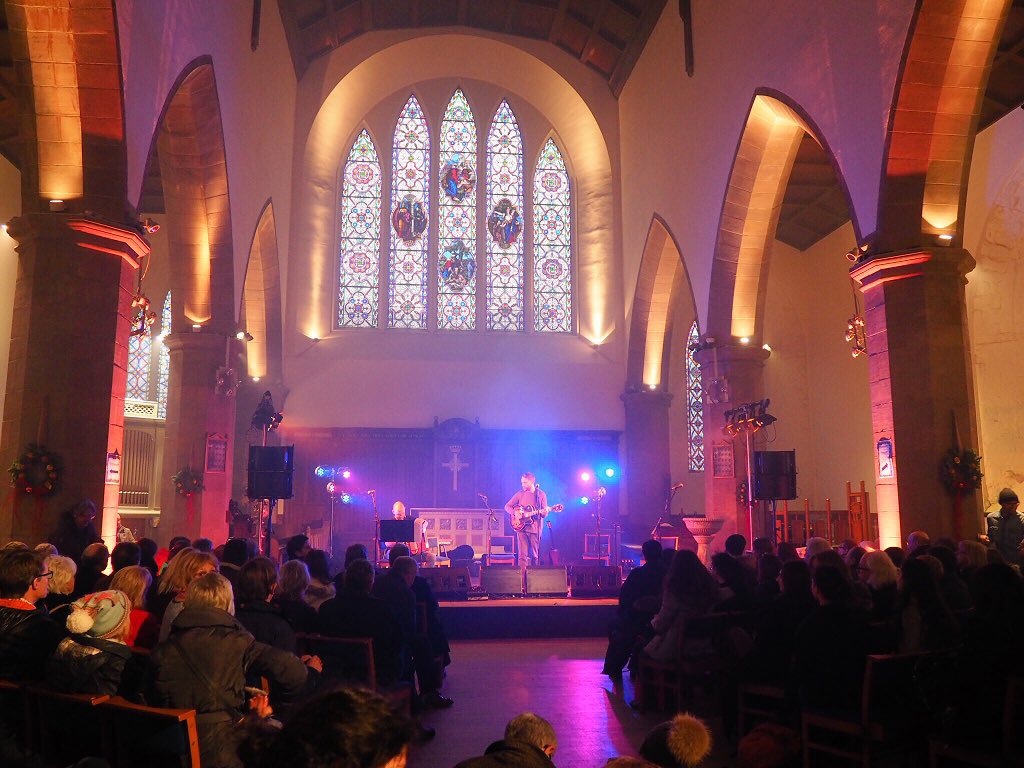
[621,389,673,538]
[693,343,771,544]
[161,332,237,543]
[1,215,145,546]
[851,248,979,547]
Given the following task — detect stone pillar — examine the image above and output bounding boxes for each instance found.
[693,344,771,544]
[621,389,673,537]
[851,248,979,547]
[161,332,237,543]
[0,214,145,546]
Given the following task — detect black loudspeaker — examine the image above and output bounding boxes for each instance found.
[418,566,471,600]
[481,566,524,596]
[525,566,568,597]
[247,445,295,500]
[571,565,622,597]
[753,450,797,500]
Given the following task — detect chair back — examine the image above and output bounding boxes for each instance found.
[101,696,200,768]
[296,633,377,688]
[27,686,110,766]
[488,535,516,565]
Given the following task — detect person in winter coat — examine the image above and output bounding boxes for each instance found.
[49,499,102,564]
[0,549,63,681]
[454,712,558,767]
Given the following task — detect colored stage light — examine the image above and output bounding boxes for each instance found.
[315,465,330,478]
[580,471,592,482]
[325,481,337,495]
[604,468,616,478]
[340,492,352,504]
[580,496,590,505]
[341,469,352,479]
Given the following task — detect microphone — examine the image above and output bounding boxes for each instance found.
[367,489,376,496]
[477,492,488,499]
[671,482,685,491]
[597,487,607,498]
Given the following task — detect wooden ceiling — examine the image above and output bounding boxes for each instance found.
[276,0,669,93]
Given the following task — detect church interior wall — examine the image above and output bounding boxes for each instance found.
[964,107,1024,509]
[0,158,19,430]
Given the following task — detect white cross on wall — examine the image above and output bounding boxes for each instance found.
[442,445,468,491]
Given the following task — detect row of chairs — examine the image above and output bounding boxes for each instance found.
[0,679,200,767]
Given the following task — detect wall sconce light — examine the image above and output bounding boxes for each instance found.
[191,323,202,333]
[48,200,66,212]
[235,329,254,342]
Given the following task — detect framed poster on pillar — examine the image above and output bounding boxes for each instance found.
[205,433,229,473]
[712,442,735,478]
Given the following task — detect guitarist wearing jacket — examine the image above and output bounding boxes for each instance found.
[504,472,550,567]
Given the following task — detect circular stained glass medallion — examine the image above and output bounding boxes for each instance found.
[488,199,523,249]
[440,239,476,291]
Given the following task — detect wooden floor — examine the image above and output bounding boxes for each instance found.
[411,637,737,768]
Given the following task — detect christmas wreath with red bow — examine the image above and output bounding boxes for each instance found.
[171,466,205,497]
[940,448,983,494]
[8,443,62,497]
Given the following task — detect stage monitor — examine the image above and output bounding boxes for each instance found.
[380,519,416,543]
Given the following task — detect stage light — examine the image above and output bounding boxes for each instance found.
[341,468,351,479]
[340,492,352,504]
[315,465,330,478]
[580,496,590,505]
[580,471,592,482]
[325,480,337,495]
[235,329,253,342]
[604,468,616,478]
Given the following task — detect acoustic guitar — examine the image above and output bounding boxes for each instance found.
[508,503,564,532]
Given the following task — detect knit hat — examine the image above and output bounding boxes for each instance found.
[66,590,130,640]
[639,713,712,768]
[998,488,1019,505]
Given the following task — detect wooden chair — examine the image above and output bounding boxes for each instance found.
[928,677,1024,767]
[737,681,788,736]
[0,678,33,752]
[296,633,412,714]
[487,534,517,566]
[101,696,201,768]
[801,651,951,767]
[27,686,110,767]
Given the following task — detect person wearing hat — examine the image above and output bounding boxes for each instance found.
[980,488,1024,567]
[44,589,145,698]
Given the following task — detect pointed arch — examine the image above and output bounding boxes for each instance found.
[437,88,478,330]
[706,93,856,341]
[485,99,525,331]
[533,137,572,333]
[876,0,1013,251]
[242,201,283,382]
[388,95,430,329]
[626,215,695,391]
[337,129,382,328]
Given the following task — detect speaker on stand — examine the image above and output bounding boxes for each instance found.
[753,450,796,543]
[247,445,295,556]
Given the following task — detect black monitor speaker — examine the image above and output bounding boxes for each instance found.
[753,450,797,501]
[247,445,294,500]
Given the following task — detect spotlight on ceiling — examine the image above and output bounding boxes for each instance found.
[142,217,160,234]
[235,329,254,342]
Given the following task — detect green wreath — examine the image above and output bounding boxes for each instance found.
[940,448,982,495]
[8,443,62,497]
[171,466,205,497]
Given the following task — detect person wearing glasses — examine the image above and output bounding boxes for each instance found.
[0,549,64,680]
[980,488,1024,567]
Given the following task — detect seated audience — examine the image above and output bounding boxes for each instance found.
[956,538,988,596]
[109,564,160,649]
[928,544,972,614]
[39,554,77,614]
[49,499,102,564]
[191,537,215,554]
[71,542,109,599]
[344,543,369,568]
[639,713,712,768]
[860,549,899,622]
[150,572,317,768]
[0,549,63,680]
[803,537,830,561]
[235,557,296,653]
[33,543,57,558]
[884,545,906,569]
[603,539,665,678]
[45,590,143,698]
[273,559,319,633]
[219,537,251,593]
[389,543,452,670]
[644,550,720,663]
[754,554,782,603]
[906,530,931,554]
[742,559,816,683]
[896,555,959,653]
[156,547,219,640]
[94,541,141,591]
[776,541,799,563]
[284,534,311,563]
[137,537,159,580]
[245,688,417,768]
[711,551,756,612]
[304,549,336,611]
[752,537,776,560]
[454,712,558,767]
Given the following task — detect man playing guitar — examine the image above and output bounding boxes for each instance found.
[504,472,552,567]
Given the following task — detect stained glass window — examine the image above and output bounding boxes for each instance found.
[485,100,524,331]
[686,320,704,472]
[338,130,382,328]
[437,89,477,330]
[157,291,171,419]
[388,96,430,329]
[126,328,152,400]
[533,138,572,332]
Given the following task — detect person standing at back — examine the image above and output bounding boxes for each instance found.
[980,488,1024,567]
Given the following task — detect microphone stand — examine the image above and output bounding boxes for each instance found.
[479,494,496,563]
[369,491,380,566]
[651,485,682,540]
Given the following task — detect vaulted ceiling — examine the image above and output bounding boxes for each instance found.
[0,4,19,169]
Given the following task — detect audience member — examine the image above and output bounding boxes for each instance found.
[235,557,296,653]
[906,530,931,555]
[803,538,830,561]
[45,590,143,698]
[191,537,214,554]
[284,534,311,563]
[711,551,756,612]
[639,713,712,768]
[896,556,959,653]
[109,565,160,649]
[956,538,988,596]
[835,539,857,558]
[754,554,782,603]
[980,488,1024,567]
[48,499,102,563]
[33,543,57,558]
[274,559,319,633]
[752,537,776,560]
[39,554,76,614]
[603,539,665,678]
[776,541,799,563]
[344,542,369,568]
[245,688,417,768]
[71,543,109,600]
[454,712,558,767]
[150,572,316,768]
[0,549,64,680]
[927,544,972,614]
[741,559,816,683]
[644,550,720,662]
[94,541,141,591]
[155,548,219,640]
[137,537,159,579]
[219,537,251,593]
[859,549,899,622]
[304,549,336,611]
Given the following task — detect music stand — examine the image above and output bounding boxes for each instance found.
[380,519,416,543]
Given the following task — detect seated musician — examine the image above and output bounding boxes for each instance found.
[383,501,429,560]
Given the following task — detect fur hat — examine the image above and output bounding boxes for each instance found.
[999,488,1019,505]
[66,590,130,640]
[639,713,712,768]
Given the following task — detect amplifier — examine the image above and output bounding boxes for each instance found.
[571,565,621,597]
